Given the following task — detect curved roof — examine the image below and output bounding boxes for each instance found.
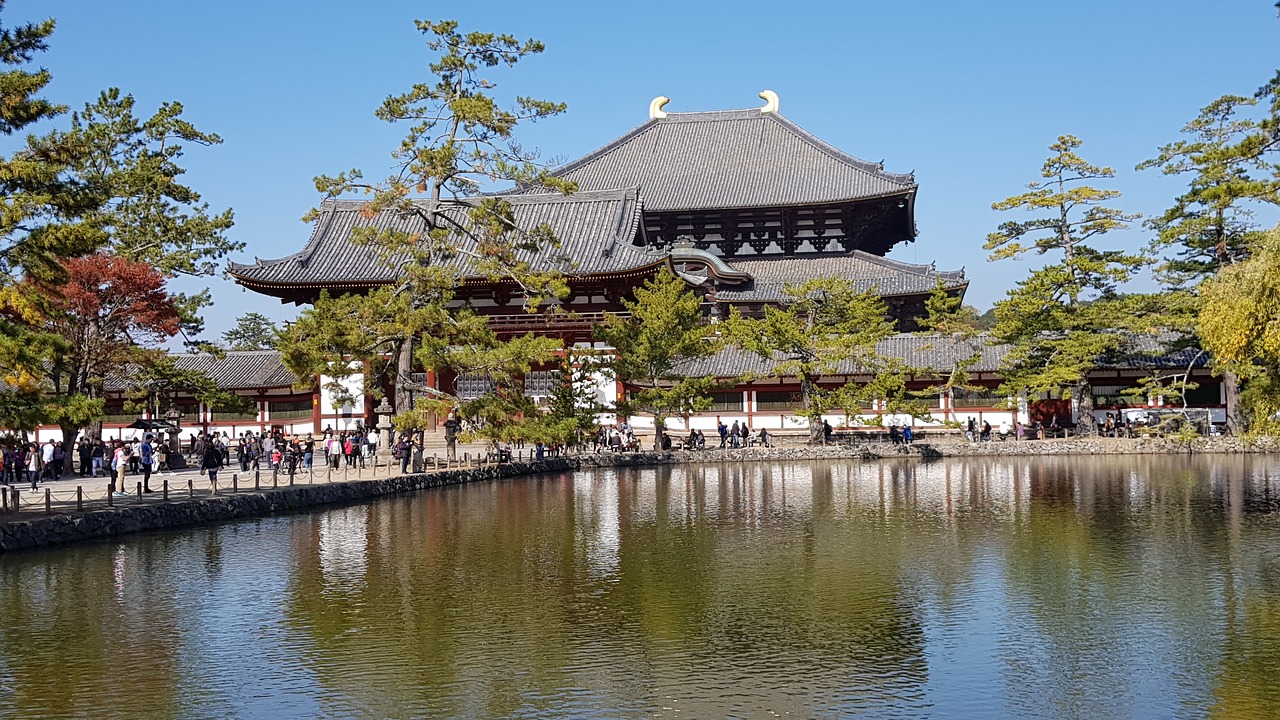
[518,108,916,212]
[229,189,660,297]
[715,251,966,301]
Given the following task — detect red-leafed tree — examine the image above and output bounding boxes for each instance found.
[39,253,182,443]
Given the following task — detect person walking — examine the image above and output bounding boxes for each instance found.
[140,435,155,492]
[27,442,41,491]
[113,441,129,495]
[201,439,223,488]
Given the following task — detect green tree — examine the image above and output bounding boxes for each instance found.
[1139,94,1280,433]
[0,6,107,431]
[915,279,985,424]
[518,353,607,449]
[1199,226,1280,435]
[984,136,1147,434]
[279,19,574,436]
[595,268,720,450]
[723,277,900,444]
[222,312,280,351]
[67,88,238,342]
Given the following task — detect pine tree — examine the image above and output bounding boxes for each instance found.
[279,20,575,444]
[723,277,900,443]
[595,268,720,450]
[985,136,1146,434]
[1139,94,1280,433]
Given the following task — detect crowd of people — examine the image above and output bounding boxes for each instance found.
[0,436,164,495]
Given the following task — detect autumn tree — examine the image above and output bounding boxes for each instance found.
[985,136,1146,434]
[222,312,280,351]
[1139,94,1280,433]
[595,268,720,450]
[1199,226,1280,434]
[723,277,901,444]
[37,253,182,442]
[66,88,238,342]
[279,19,574,440]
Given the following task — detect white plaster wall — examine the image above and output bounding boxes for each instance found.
[320,364,364,417]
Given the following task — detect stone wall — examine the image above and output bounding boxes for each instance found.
[2,437,1275,552]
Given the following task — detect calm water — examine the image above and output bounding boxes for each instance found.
[2,456,1280,719]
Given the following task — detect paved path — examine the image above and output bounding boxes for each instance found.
[1,439,505,516]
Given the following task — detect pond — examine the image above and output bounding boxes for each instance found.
[1,455,1279,719]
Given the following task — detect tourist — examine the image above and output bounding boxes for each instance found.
[91,439,105,477]
[965,417,977,442]
[1015,420,1025,441]
[303,434,315,470]
[902,424,914,445]
[113,441,128,495]
[889,425,901,444]
[1048,414,1061,437]
[730,420,740,448]
[980,420,992,442]
[823,419,834,444]
[201,439,223,487]
[998,421,1010,441]
[757,427,770,448]
[740,422,750,447]
[27,442,41,490]
[39,439,54,483]
[51,440,64,479]
[77,437,92,477]
[395,436,410,473]
[140,435,155,492]
[717,420,728,448]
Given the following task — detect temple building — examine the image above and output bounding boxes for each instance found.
[230,92,967,336]
[14,94,1223,442]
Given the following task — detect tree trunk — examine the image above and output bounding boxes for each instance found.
[1076,381,1095,436]
[395,336,413,416]
[1222,368,1243,435]
[801,375,823,444]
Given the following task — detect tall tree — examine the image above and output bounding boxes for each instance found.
[1139,94,1280,434]
[915,279,986,424]
[984,136,1146,434]
[595,268,720,450]
[67,89,237,343]
[279,19,574,433]
[222,312,280,351]
[38,253,182,443]
[0,6,109,432]
[723,277,901,444]
[1198,226,1280,435]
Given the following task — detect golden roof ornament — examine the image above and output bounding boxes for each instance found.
[649,96,670,119]
[759,90,779,114]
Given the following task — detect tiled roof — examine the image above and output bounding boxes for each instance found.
[517,109,916,212]
[715,252,967,301]
[102,352,298,392]
[229,188,657,288]
[675,332,1209,380]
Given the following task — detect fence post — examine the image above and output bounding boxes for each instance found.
[104,485,111,508]
[232,474,238,493]
[273,471,278,490]
[162,480,168,502]
[136,482,143,504]
[2,485,8,512]
[255,471,260,492]
[76,486,83,512]
[45,488,51,515]
[188,477,194,499]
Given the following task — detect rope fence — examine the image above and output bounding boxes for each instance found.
[0,445,600,517]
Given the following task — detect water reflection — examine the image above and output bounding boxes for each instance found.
[0,456,1278,718]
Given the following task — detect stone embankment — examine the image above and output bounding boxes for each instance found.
[1,436,1274,552]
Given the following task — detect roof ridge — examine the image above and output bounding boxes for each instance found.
[763,113,915,185]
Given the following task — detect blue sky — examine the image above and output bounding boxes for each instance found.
[10,1,1280,337]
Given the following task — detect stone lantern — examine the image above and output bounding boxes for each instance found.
[374,398,394,463]
[163,406,187,469]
